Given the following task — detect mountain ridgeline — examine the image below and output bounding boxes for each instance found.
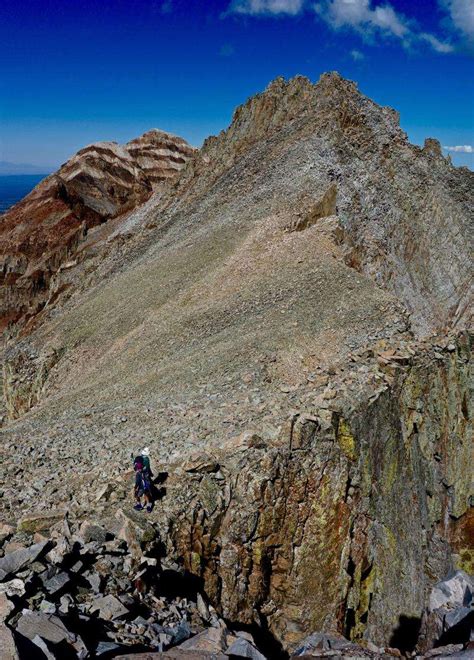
[0,73,472,657]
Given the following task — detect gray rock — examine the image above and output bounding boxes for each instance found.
[79,521,108,544]
[179,624,228,652]
[429,571,473,611]
[0,542,48,580]
[39,600,56,614]
[89,594,129,620]
[59,595,74,615]
[197,593,210,621]
[84,570,102,592]
[293,632,357,655]
[43,571,70,595]
[0,621,19,660]
[444,607,472,629]
[419,570,474,652]
[226,637,268,659]
[168,619,192,645]
[420,644,465,657]
[15,609,76,644]
[0,579,25,598]
[0,593,14,623]
[46,537,70,565]
[31,635,55,660]
[96,640,122,656]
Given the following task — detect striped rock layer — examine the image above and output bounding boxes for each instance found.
[0,129,195,330]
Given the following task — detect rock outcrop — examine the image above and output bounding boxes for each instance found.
[0,129,195,331]
[0,73,472,657]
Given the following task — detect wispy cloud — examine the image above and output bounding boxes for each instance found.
[350,48,365,60]
[313,0,453,53]
[443,145,473,153]
[420,32,454,53]
[225,0,454,54]
[440,0,474,44]
[314,0,409,39]
[228,0,305,15]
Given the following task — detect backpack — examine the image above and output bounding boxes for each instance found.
[133,456,144,472]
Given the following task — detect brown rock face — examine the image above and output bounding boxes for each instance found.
[0,130,195,330]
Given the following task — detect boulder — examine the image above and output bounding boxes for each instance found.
[84,570,102,592]
[0,579,26,598]
[116,511,143,558]
[0,524,15,545]
[0,622,19,660]
[45,537,71,564]
[418,571,474,652]
[31,635,55,660]
[78,521,108,544]
[39,600,57,614]
[0,592,14,622]
[226,637,268,659]
[15,609,76,644]
[429,571,473,611]
[291,632,378,657]
[179,624,229,653]
[117,651,227,659]
[421,644,465,657]
[17,511,66,534]
[42,571,70,595]
[89,594,129,620]
[96,640,122,656]
[0,541,49,580]
[196,593,210,621]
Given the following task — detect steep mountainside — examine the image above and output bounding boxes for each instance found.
[0,73,472,656]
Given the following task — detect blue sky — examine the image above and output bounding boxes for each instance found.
[1,0,473,171]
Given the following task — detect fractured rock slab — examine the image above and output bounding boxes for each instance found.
[0,541,48,580]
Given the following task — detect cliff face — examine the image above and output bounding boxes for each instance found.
[153,335,471,650]
[0,129,195,331]
[0,73,472,655]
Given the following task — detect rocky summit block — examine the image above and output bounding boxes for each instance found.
[0,73,472,656]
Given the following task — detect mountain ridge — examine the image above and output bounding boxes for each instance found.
[0,72,472,655]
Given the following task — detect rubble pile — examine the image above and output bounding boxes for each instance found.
[0,519,268,659]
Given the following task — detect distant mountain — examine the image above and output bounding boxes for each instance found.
[0,160,55,175]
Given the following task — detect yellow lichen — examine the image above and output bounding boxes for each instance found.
[337,418,356,461]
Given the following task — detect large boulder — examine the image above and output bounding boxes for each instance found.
[0,541,48,580]
[418,571,474,652]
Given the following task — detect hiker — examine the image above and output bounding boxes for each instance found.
[133,454,153,513]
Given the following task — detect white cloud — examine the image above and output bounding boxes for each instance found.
[443,145,473,153]
[441,0,474,43]
[314,0,453,53]
[420,33,454,53]
[228,0,305,15]
[314,0,410,39]
[225,0,455,54]
[350,48,365,60]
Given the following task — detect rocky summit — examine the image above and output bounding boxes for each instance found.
[0,73,472,659]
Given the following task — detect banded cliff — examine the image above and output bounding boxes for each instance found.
[0,129,195,331]
[0,73,472,654]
